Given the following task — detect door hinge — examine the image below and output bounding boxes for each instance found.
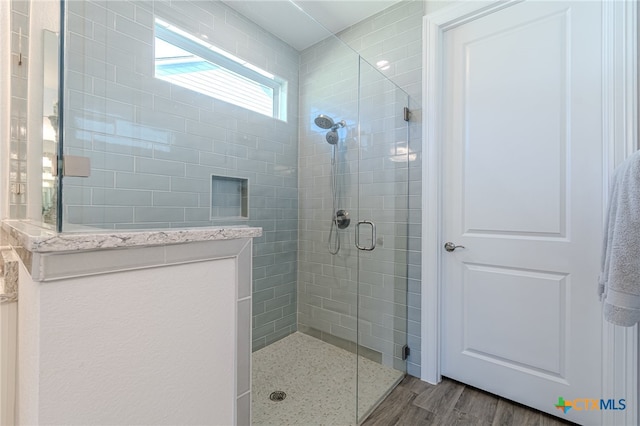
[402,344,410,360]
[403,107,411,122]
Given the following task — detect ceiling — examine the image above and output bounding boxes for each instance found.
[221,0,402,51]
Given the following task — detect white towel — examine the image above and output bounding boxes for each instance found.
[599,150,640,326]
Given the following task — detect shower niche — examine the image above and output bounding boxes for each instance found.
[210,175,248,220]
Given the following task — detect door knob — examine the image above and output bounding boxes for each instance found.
[444,242,465,252]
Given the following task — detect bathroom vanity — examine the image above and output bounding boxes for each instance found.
[2,221,260,425]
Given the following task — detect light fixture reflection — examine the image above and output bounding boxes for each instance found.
[389,142,417,162]
[376,60,390,71]
[42,117,56,141]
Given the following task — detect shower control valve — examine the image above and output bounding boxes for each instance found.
[335,209,350,229]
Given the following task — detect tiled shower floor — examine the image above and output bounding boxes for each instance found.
[252,332,404,425]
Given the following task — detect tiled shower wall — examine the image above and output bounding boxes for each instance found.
[343,0,423,377]
[339,0,423,377]
[63,0,299,349]
[298,0,423,377]
[297,33,361,359]
[9,0,30,219]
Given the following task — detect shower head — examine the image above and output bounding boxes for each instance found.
[326,130,339,145]
[315,114,345,144]
[314,114,335,129]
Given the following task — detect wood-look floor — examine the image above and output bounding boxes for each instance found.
[362,376,577,426]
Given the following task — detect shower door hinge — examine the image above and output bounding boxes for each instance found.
[61,155,91,177]
[402,344,410,360]
[403,107,411,122]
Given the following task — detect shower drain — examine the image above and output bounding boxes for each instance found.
[269,391,287,402]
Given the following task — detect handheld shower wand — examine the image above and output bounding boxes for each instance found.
[314,114,349,255]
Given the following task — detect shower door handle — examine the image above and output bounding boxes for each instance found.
[355,220,376,251]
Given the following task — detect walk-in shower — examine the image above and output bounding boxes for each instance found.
[20,0,423,424]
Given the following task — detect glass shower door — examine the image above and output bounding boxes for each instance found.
[356,58,410,422]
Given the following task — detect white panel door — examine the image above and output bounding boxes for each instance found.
[441,2,603,424]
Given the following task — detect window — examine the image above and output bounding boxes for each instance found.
[154,19,287,120]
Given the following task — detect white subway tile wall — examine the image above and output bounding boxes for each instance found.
[297,31,361,361]
[354,0,423,378]
[298,0,423,377]
[63,0,300,348]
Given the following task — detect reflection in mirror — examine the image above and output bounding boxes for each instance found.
[42,29,59,226]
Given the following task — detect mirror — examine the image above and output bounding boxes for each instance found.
[42,29,59,226]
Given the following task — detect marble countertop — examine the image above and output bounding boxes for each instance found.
[2,220,262,253]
